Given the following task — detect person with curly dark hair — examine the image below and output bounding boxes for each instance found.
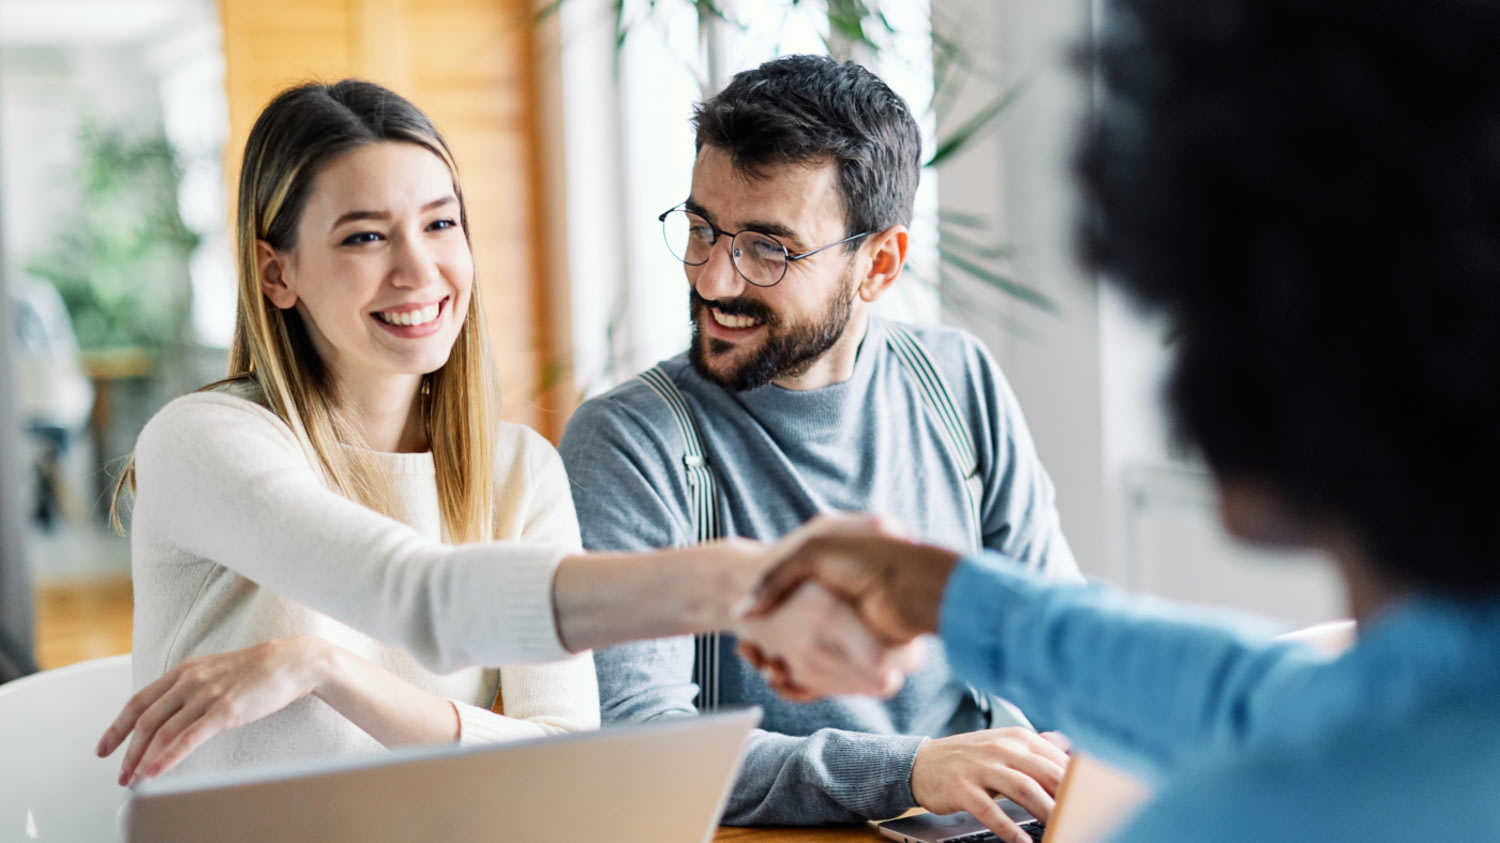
[736,1,1500,840]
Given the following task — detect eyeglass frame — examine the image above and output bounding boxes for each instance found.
[657,203,873,288]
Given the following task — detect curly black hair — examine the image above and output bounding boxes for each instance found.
[1078,0,1500,595]
[693,54,922,243]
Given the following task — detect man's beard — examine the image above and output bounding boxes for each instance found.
[688,281,856,392]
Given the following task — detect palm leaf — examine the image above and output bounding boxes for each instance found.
[926,80,1025,168]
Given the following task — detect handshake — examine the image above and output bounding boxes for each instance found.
[732,513,964,702]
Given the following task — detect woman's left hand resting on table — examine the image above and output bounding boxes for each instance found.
[97,636,460,785]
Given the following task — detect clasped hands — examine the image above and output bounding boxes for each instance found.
[733,512,960,702]
[739,515,1071,843]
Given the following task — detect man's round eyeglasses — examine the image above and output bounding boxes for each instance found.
[658,204,872,288]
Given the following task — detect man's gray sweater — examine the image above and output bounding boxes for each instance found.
[558,317,1080,825]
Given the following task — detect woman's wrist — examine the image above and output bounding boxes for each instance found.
[698,538,770,630]
[553,539,768,651]
[295,636,342,703]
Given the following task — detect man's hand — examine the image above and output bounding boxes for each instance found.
[733,513,960,699]
[911,728,1072,843]
[735,580,926,701]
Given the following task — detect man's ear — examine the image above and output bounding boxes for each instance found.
[257,240,298,309]
[857,226,908,303]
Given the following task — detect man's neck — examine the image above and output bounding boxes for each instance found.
[770,310,872,392]
[1328,535,1409,624]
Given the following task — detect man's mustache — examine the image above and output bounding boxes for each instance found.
[691,291,776,324]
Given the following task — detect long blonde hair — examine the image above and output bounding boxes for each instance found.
[118,80,499,543]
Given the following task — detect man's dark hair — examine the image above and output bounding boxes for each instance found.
[1079,0,1500,594]
[694,54,922,241]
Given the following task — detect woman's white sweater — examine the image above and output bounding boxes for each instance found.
[129,387,598,774]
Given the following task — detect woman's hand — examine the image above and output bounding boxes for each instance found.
[97,636,333,785]
[735,513,955,699]
[736,580,925,701]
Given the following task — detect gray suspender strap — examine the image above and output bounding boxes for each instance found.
[636,365,723,711]
[888,324,1026,730]
[638,367,720,541]
[638,325,980,711]
[884,322,984,544]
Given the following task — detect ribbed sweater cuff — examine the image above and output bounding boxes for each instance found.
[443,543,571,668]
[831,732,927,819]
[453,699,538,745]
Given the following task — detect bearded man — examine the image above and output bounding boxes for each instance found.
[558,54,1082,829]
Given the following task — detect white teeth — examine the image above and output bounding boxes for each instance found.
[377,302,440,327]
[711,309,761,329]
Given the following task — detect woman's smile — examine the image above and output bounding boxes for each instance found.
[372,296,449,336]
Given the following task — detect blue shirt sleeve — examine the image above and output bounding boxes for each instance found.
[942,552,1500,842]
[939,553,1324,782]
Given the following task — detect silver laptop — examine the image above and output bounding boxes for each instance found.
[124,707,760,842]
[876,797,1045,843]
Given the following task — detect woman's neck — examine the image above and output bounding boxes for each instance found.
[337,374,428,453]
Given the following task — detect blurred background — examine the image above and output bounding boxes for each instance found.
[0,0,1342,682]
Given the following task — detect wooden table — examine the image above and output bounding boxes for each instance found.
[715,824,877,841]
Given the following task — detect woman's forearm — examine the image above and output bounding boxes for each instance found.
[308,639,462,746]
[552,540,766,653]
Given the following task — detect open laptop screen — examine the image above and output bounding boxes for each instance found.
[126,707,760,843]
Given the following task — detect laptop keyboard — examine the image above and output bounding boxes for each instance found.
[945,819,1046,843]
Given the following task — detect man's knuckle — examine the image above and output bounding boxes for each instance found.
[1013,778,1047,804]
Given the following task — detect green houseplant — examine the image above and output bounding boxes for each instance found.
[23,118,203,507]
[536,0,1054,316]
[25,119,200,355]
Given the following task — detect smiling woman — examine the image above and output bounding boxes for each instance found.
[98,79,601,783]
[254,142,474,454]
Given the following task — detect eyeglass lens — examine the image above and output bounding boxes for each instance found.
[661,209,787,287]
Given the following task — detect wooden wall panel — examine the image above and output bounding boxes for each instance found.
[217,0,566,438]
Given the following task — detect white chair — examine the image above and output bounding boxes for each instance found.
[0,654,132,841]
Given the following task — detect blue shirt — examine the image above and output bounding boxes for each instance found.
[940,553,1500,841]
